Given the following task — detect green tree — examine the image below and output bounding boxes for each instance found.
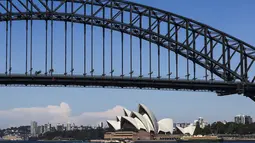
[201,125,212,135]
[194,124,202,135]
[211,122,225,134]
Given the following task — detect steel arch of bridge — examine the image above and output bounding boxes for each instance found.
[0,0,255,101]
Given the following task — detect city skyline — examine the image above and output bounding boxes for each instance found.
[0,0,255,128]
[1,113,253,138]
[0,101,253,129]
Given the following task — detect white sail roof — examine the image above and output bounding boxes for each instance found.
[138,104,158,133]
[176,124,196,135]
[143,114,155,132]
[106,120,120,131]
[121,116,139,130]
[123,108,132,117]
[131,111,149,132]
[134,117,147,131]
[107,104,174,134]
[116,116,122,122]
[158,118,174,134]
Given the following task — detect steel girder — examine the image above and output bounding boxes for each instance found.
[0,74,250,92]
[0,13,239,80]
[0,0,255,100]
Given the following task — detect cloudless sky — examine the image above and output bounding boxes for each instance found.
[0,0,255,124]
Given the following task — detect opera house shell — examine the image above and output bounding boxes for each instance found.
[106,104,174,134]
[176,124,196,136]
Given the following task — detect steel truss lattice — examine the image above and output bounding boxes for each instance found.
[0,0,255,101]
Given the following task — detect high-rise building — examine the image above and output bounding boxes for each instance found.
[245,116,253,124]
[66,122,72,131]
[235,115,253,124]
[37,126,44,135]
[235,115,241,124]
[44,123,51,133]
[30,121,38,137]
[56,123,64,131]
[44,124,48,133]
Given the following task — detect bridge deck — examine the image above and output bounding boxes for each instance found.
[0,74,250,93]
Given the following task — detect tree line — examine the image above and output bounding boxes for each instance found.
[2,122,255,140]
[193,122,255,135]
[38,127,105,141]
[0,126,30,138]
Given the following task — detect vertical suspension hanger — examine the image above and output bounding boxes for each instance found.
[149,9,152,79]
[204,28,208,81]
[186,21,190,80]
[102,4,105,77]
[5,0,8,75]
[64,0,67,75]
[167,15,171,80]
[9,0,12,75]
[83,0,87,76]
[71,0,74,76]
[129,4,133,78]
[121,7,124,78]
[175,25,179,80]
[45,0,48,75]
[157,19,161,79]
[26,0,28,75]
[139,13,142,78]
[193,32,196,80]
[222,37,226,80]
[210,39,214,81]
[91,0,94,76]
[110,1,113,77]
[30,0,33,75]
[50,0,54,76]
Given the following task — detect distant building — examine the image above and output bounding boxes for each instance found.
[72,126,78,131]
[37,126,44,135]
[193,117,207,129]
[97,122,104,128]
[56,123,64,131]
[66,122,72,131]
[235,115,253,124]
[245,116,253,124]
[174,123,190,128]
[30,121,38,137]
[235,115,244,124]
[44,123,51,133]
[51,126,56,132]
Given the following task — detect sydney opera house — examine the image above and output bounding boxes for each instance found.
[104,104,197,141]
[105,104,180,140]
[107,104,174,134]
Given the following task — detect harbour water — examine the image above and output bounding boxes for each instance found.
[0,141,255,143]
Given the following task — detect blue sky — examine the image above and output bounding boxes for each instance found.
[0,0,255,127]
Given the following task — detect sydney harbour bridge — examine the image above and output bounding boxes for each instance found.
[0,0,255,101]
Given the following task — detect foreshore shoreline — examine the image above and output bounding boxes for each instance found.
[90,137,255,143]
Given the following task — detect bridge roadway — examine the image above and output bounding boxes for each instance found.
[0,74,255,98]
